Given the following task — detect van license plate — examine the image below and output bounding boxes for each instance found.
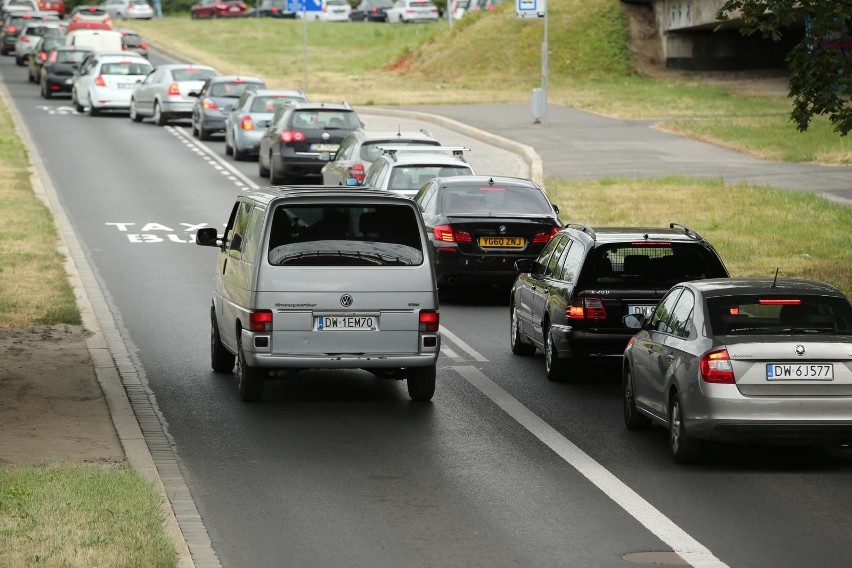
[766,364,833,380]
[316,316,378,331]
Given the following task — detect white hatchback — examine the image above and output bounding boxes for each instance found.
[71,52,152,115]
[386,0,438,23]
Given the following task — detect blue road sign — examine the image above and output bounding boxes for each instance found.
[287,0,322,11]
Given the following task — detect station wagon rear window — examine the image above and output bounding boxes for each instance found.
[388,165,472,192]
[268,204,424,267]
[707,295,852,336]
[591,243,724,288]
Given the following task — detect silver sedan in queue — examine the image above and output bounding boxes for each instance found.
[129,63,218,126]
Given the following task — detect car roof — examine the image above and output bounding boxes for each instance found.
[246,88,305,98]
[687,278,846,298]
[241,185,420,207]
[437,175,540,188]
[290,101,352,111]
[386,153,471,166]
[561,224,713,246]
[351,129,437,142]
[208,75,265,83]
[158,63,217,70]
[92,52,148,59]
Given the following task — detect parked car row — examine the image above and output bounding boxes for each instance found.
[189,0,442,22]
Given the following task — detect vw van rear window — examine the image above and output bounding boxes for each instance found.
[268,204,424,267]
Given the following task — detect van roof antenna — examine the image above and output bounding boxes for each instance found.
[771,268,780,289]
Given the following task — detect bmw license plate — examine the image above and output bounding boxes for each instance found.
[766,363,833,380]
[479,236,524,248]
[315,315,378,331]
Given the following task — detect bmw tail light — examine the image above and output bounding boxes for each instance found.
[432,225,470,243]
[532,226,560,244]
[567,297,607,320]
[279,130,306,143]
[167,82,180,96]
[94,75,106,87]
[249,310,273,332]
[419,310,439,332]
[700,349,735,384]
[202,98,218,110]
[240,115,254,130]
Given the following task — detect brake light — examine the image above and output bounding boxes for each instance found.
[419,310,439,332]
[48,50,57,63]
[532,226,559,244]
[39,51,46,61]
[371,6,376,11]
[630,241,671,246]
[758,298,802,305]
[567,297,607,320]
[202,98,218,110]
[348,164,365,182]
[240,115,254,130]
[279,130,305,143]
[433,225,471,243]
[4,26,14,33]
[139,43,147,49]
[700,349,735,384]
[167,82,179,96]
[233,78,245,84]
[95,75,106,87]
[249,310,273,332]
[729,307,740,315]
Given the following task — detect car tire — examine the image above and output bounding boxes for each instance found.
[224,137,233,156]
[191,119,199,138]
[198,123,212,141]
[406,365,436,402]
[269,156,285,184]
[72,91,84,113]
[236,335,265,402]
[669,392,702,464]
[190,10,198,19]
[129,99,143,122]
[258,154,270,177]
[544,323,569,382]
[88,101,100,116]
[210,308,235,373]
[510,303,535,356]
[233,146,247,161]
[623,367,652,430]
[40,80,51,99]
[15,55,24,66]
[153,101,167,126]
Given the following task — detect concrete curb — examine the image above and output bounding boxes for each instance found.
[0,80,207,568]
[354,106,545,187]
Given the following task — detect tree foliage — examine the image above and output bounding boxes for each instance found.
[718,1,852,135]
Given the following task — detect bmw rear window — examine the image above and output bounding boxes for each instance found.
[268,204,423,267]
[440,183,552,215]
[707,295,852,336]
[591,243,726,288]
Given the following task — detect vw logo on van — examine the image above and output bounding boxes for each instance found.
[795,345,806,356]
[340,294,353,307]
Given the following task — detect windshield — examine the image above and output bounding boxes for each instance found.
[440,183,552,215]
[707,295,852,336]
[268,204,423,267]
[388,165,472,192]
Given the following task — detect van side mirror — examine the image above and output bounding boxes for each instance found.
[195,227,221,247]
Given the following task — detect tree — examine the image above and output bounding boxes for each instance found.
[717,1,852,135]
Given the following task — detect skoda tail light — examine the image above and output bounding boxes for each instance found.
[167,82,180,96]
[700,349,735,384]
[241,115,254,130]
[348,164,365,183]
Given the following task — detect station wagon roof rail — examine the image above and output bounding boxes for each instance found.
[379,145,470,160]
[564,222,596,239]
[669,222,708,243]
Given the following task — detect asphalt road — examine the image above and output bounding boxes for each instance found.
[3,52,852,568]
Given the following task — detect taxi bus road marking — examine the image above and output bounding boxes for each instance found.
[451,365,728,568]
[452,364,729,568]
[168,126,258,190]
[440,325,488,362]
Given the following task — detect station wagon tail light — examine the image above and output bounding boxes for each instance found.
[758,298,802,305]
[532,226,559,244]
[279,130,306,143]
[241,115,254,130]
[433,225,471,243]
[202,98,218,110]
[419,310,439,332]
[348,164,365,182]
[94,75,106,87]
[700,349,735,384]
[167,82,180,96]
[567,297,607,320]
[249,310,273,332]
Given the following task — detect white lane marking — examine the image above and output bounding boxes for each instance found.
[440,346,464,363]
[440,325,488,362]
[167,126,258,190]
[452,364,729,568]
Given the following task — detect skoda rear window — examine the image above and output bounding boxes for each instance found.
[707,295,852,336]
[441,184,552,215]
[268,204,424,267]
[291,110,359,130]
[591,243,725,288]
[209,81,262,98]
[172,67,217,81]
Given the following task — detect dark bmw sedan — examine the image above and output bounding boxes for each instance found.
[413,175,562,290]
[40,46,92,98]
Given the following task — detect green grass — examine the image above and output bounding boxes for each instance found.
[546,177,852,297]
[0,463,177,568]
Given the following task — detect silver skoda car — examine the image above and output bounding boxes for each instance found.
[622,278,852,463]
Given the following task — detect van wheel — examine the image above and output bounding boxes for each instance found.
[237,336,265,402]
[406,365,436,402]
[510,303,535,356]
[669,393,702,464]
[544,324,569,382]
[623,367,652,430]
[210,309,235,373]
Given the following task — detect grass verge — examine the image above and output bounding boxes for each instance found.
[0,463,177,568]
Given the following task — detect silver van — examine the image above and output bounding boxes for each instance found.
[196,186,441,402]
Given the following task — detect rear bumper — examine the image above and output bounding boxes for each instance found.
[434,247,525,287]
[160,99,195,116]
[233,129,264,152]
[550,324,634,358]
[274,152,329,175]
[45,74,74,92]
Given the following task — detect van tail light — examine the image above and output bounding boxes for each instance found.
[348,164,365,182]
[95,75,106,87]
[202,98,218,110]
[249,310,273,332]
[567,297,607,320]
[419,310,439,332]
[279,130,306,143]
[532,226,559,244]
[241,115,254,130]
[167,82,180,96]
[433,224,471,243]
[700,349,735,384]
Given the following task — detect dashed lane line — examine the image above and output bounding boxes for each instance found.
[167,125,258,191]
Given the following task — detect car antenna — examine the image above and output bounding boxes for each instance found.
[397,125,401,137]
[771,267,780,289]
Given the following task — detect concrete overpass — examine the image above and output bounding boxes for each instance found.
[626,0,803,70]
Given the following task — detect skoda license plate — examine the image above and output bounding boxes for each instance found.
[766,364,833,381]
[316,315,377,331]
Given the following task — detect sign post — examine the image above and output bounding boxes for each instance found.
[287,0,323,94]
[516,0,547,126]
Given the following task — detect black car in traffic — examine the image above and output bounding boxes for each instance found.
[350,0,392,21]
[40,47,92,98]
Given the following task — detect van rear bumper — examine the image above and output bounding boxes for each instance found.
[245,350,440,369]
